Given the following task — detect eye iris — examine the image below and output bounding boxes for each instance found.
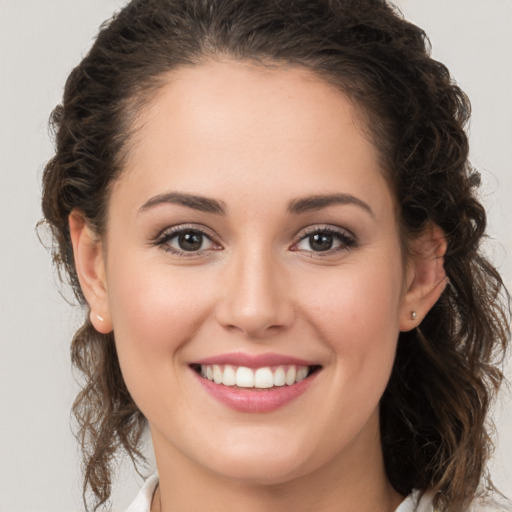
[309,233,333,251]
[178,231,203,251]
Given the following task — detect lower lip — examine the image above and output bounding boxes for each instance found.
[194,370,319,413]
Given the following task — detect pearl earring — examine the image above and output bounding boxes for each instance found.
[410,311,417,320]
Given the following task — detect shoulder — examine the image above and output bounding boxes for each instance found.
[397,490,512,512]
[125,473,159,512]
[123,480,512,512]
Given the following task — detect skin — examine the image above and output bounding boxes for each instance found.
[70,60,447,512]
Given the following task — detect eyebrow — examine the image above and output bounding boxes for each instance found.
[138,191,373,217]
[287,193,374,217]
[139,192,226,215]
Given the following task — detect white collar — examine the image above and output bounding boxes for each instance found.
[124,475,434,512]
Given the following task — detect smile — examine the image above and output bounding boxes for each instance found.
[190,355,322,413]
[194,364,318,389]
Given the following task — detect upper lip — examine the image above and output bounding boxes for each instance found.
[192,352,318,368]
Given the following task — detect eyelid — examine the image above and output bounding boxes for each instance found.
[294,224,356,242]
[297,224,355,238]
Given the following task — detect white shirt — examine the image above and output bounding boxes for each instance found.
[125,474,511,512]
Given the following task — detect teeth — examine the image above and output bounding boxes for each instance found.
[273,367,286,387]
[254,368,273,388]
[285,366,296,385]
[222,365,236,386]
[296,367,309,381]
[200,364,313,388]
[236,366,255,388]
[213,364,223,384]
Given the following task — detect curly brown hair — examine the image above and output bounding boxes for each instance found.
[41,0,510,510]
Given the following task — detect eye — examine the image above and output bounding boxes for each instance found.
[292,227,356,254]
[173,230,210,251]
[300,232,338,252]
[156,227,219,254]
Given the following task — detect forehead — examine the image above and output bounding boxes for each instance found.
[116,59,391,215]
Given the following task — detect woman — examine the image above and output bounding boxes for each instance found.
[41,0,511,511]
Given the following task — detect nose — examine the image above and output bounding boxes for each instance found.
[215,246,295,338]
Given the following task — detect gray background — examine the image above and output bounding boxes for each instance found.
[1,1,511,510]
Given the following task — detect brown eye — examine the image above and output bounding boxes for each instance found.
[293,227,356,254]
[177,231,205,251]
[160,229,215,253]
[308,233,334,252]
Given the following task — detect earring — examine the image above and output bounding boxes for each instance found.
[96,314,104,322]
[410,311,417,320]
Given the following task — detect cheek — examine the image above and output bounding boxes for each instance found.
[108,259,209,342]
[298,256,403,378]
[105,257,214,396]
[303,259,402,330]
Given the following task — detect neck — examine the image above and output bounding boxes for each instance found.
[150,422,404,512]
[152,469,403,512]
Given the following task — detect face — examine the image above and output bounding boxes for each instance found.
[85,61,419,484]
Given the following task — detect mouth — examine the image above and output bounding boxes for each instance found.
[190,363,322,390]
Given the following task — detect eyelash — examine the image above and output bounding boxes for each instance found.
[153,224,357,257]
[291,225,357,256]
[153,224,220,256]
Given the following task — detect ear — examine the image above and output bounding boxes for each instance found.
[69,210,112,334]
[399,223,448,332]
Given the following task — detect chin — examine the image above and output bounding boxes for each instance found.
[193,433,320,485]
[208,457,311,486]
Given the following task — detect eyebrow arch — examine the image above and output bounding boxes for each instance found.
[287,193,374,217]
[139,192,226,215]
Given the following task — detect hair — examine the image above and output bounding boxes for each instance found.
[41,0,510,510]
